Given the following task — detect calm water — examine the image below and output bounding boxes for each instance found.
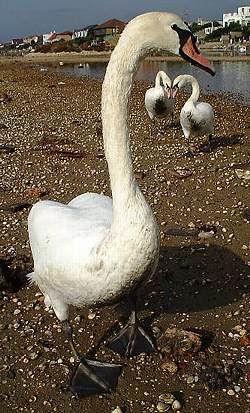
[56,61,250,104]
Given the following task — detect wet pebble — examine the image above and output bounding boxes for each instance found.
[157,401,170,412]
[161,360,178,374]
[159,393,175,404]
[111,408,123,413]
[172,400,182,410]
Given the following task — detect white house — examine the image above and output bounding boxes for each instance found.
[223,6,250,27]
[43,31,56,45]
[72,25,96,40]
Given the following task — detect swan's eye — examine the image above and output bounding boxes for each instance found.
[171,24,178,30]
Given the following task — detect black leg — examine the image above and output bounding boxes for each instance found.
[150,119,155,137]
[182,135,195,158]
[200,134,213,153]
[62,321,122,396]
[107,297,155,357]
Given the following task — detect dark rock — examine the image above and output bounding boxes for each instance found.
[7,368,16,379]
[0,260,12,290]
[0,202,31,213]
[165,228,199,237]
[0,144,15,154]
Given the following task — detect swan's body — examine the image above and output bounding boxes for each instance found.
[145,71,174,120]
[172,74,214,153]
[27,12,214,395]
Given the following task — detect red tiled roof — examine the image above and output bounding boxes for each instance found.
[48,31,72,41]
[57,31,73,35]
[48,33,57,41]
[95,19,125,30]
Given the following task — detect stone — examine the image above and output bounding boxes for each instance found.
[161,360,178,374]
[157,402,170,412]
[112,407,123,413]
[198,230,214,240]
[159,393,175,404]
[172,400,182,410]
[0,260,12,290]
[87,311,96,320]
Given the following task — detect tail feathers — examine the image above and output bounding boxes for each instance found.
[26,271,36,285]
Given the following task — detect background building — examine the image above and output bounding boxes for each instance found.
[223,6,250,27]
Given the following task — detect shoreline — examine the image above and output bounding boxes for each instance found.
[0,64,249,413]
[0,51,250,65]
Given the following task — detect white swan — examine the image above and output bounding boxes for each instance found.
[145,71,174,132]
[28,12,214,396]
[172,74,215,156]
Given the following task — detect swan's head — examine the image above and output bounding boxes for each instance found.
[163,79,172,99]
[171,74,195,98]
[156,71,172,99]
[127,12,215,76]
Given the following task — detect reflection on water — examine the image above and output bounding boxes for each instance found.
[56,61,250,104]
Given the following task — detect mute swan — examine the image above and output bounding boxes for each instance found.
[145,71,174,133]
[28,12,214,396]
[172,74,215,156]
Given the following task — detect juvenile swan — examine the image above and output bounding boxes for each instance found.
[172,74,215,156]
[145,71,174,132]
[28,12,214,396]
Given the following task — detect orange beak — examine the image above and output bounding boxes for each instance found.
[181,35,215,76]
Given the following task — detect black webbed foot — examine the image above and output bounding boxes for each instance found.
[70,358,122,396]
[107,311,155,357]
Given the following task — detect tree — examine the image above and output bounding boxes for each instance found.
[228,22,242,32]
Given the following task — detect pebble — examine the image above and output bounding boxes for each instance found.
[74,315,81,323]
[161,360,178,374]
[30,352,38,360]
[172,400,182,410]
[111,407,123,413]
[13,309,21,315]
[152,325,162,337]
[227,389,235,396]
[87,311,96,320]
[159,393,175,404]
[157,402,170,412]
[198,230,214,240]
[187,375,194,384]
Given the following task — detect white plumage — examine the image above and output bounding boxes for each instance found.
[145,70,174,121]
[172,74,214,154]
[27,12,214,360]
[27,12,214,395]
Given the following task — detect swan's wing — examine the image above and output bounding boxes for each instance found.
[180,102,214,135]
[145,87,173,118]
[28,193,113,270]
[196,102,214,119]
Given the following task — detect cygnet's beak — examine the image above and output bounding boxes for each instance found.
[164,87,172,99]
[171,86,179,99]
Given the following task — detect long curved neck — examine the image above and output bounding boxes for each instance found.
[155,71,171,88]
[186,76,200,103]
[155,71,165,87]
[102,39,144,215]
